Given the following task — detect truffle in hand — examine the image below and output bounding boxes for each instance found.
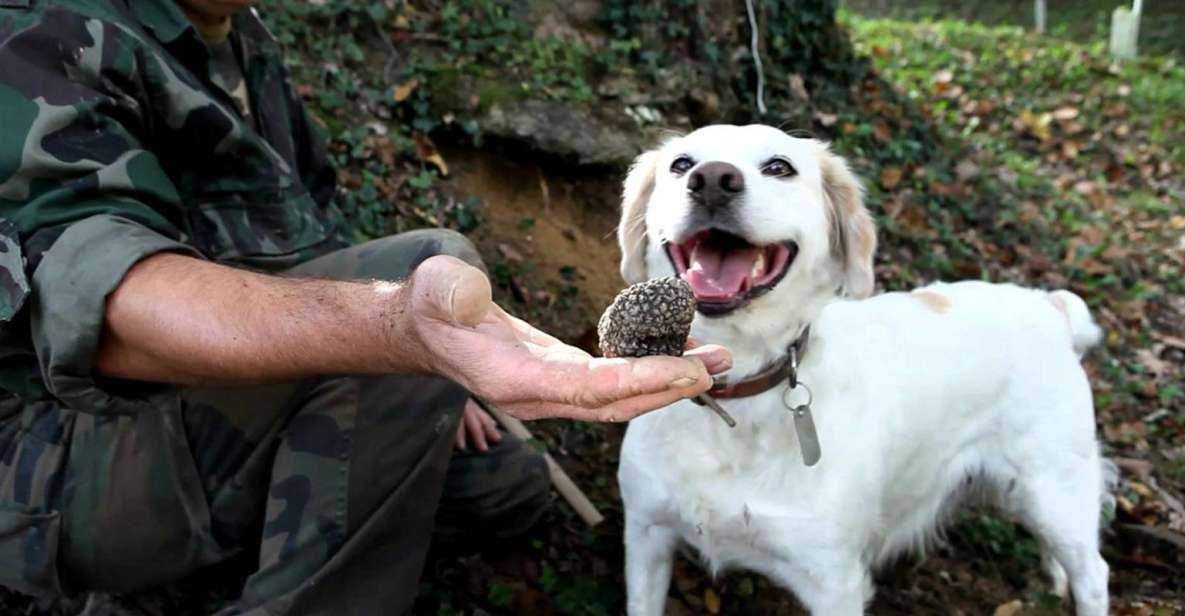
[598,276,697,358]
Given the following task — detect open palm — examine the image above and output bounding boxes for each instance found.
[404,256,730,422]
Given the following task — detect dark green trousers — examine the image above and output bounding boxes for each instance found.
[0,229,550,615]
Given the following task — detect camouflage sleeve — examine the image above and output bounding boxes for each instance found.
[0,8,201,413]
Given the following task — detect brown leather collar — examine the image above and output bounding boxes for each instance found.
[707,327,810,399]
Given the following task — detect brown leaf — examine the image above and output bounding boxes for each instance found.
[955,160,980,182]
[498,243,524,263]
[703,589,721,615]
[879,167,903,190]
[412,133,449,176]
[393,79,419,103]
[788,73,810,102]
[1114,457,1154,482]
[813,111,838,127]
[1052,105,1079,121]
[993,600,1023,616]
[1136,349,1171,378]
[873,121,892,144]
[1104,162,1127,182]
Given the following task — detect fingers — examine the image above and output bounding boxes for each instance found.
[498,377,711,422]
[465,406,488,451]
[537,354,713,410]
[479,403,502,444]
[684,344,732,375]
[413,255,492,327]
[458,398,501,452]
[455,420,467,450]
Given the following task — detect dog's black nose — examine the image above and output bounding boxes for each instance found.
[688,161,744,210]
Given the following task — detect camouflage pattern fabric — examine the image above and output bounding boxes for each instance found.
[0,1,550,613]
[0,0,349,407]
[1,231,551,615]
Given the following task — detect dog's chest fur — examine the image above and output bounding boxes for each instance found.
[629,392,851,573]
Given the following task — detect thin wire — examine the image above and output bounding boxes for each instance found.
[744,0,767,115]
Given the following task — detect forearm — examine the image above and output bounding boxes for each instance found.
[96,253,416,385]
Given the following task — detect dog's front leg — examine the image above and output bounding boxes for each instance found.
[624,514,678,616]
[766,556,871,616]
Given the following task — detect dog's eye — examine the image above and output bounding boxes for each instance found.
[670,156,695,176]
[761,158,797,178]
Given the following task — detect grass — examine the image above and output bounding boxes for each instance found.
[842,0,1185,58]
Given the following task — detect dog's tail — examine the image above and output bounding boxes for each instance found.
[1046,290,1102,357]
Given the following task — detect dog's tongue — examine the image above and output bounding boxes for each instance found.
[685,242,757,301]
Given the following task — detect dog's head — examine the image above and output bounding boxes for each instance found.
[617,125,876,326]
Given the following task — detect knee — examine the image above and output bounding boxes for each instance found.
[397,228,485,275]
[436,436,551,543]
[479,439,551,538]
[350,228,486,282]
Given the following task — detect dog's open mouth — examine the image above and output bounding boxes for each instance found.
[666,230,797,315]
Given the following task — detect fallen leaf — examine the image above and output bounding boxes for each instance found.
[955,160,980,182]
[814,111,838,127]
[1136,348,1171,378]
[1016,110,1053,142]
[873,121,893,144]
[879,167,903,190]
[993,599,1023,616]
[412,133,449,176]
[1130,481,1155,499]
[1114,457,1154,482]
[498,243,524,263]
[1052,105,1079,121]
[393,78,419,103]
[788,73,810,102]
[703,589,721,615]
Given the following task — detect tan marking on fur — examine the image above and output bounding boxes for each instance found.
[1047,292,1070,324]
[912,290,951,314]
[818,142,877,298]
[618,150,661,284]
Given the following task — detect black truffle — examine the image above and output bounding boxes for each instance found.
[598,276,697,358]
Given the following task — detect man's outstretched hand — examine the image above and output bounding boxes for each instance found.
[394,256,731,422]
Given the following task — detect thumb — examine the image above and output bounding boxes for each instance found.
[411,255,492,327]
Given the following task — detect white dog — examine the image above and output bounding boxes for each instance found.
[615,124,1110,615]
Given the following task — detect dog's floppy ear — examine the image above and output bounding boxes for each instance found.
[819,144,877,299]
[618,149,660,284]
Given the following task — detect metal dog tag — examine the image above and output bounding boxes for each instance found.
[791,404,821,466]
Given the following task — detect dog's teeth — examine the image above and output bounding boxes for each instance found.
[751,252,766,278]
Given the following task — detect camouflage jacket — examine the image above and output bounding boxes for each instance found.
[0,0,351,413]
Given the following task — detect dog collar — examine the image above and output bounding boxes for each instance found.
[708,326,811,399]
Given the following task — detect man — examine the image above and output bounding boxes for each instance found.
[0,1,729,614]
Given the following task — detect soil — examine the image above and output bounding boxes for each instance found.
[449,145,627,346]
